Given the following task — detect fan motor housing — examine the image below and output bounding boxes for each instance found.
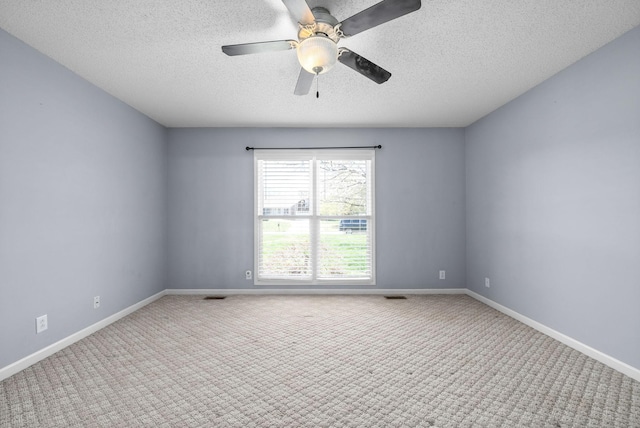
[298,7,341,43]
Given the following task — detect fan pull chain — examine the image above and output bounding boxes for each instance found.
[316,74,319,99]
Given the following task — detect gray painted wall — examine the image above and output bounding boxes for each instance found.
[167,128,466,290]
[466,26,640,369]
[0,29,167,368]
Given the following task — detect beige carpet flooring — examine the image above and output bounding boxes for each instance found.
[1,294,639,427]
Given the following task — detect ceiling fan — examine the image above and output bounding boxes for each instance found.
[221,0,421,95]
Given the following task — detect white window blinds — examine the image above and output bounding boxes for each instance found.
[255,150,375,285]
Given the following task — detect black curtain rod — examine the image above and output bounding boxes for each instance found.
[246,145,381,151]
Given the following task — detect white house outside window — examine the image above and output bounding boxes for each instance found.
[254,149,375,285]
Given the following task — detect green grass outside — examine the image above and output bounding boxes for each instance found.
[260,219,369,277]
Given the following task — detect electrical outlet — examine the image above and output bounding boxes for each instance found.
[36,315,48,334]
[245,270,252,280]
[93,296,100,309]
[439,270,446,280]
[485,277,491,288]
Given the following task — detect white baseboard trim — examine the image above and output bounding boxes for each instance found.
[165,288,467,296]
[465,290,640,383]
[0,290,166,382]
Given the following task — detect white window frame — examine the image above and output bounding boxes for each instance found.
[254,149,376,286]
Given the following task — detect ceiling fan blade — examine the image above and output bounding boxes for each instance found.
[338,50,391,84]
[338,0,421,37]
[222,40,296,56]
[282,0,315,25]
[294,68,315,95]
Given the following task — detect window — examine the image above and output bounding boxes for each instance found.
[254,150,375,285]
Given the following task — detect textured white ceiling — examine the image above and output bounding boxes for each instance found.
[1,1,639,128]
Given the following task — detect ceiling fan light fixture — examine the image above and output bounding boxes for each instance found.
[296,35,338,75]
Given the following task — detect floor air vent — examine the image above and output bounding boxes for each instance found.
[384,295,407,300]
[203,296,226,300]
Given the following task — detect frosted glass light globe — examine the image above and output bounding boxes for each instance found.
[297,35,338,75]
